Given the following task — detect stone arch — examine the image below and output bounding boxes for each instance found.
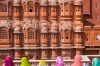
[27,1,35,12]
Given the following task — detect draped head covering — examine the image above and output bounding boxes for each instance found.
[39,60,46,66]
[92,58,100,66]
[3,56,14,66]
[56,56,64,66]
[20,57,30,66]
[72,55,83,66]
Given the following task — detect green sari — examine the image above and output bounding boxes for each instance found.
[20,57,30,66]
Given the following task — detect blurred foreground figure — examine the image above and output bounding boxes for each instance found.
[72,55,83,66]
[20,57,30,66]
[2,56,14,66]
[39,60,46,66]
[56,56,64,66]
[92,58,100,66]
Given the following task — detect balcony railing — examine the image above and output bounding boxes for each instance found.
[13,55,90,66]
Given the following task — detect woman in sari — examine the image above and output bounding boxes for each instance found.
[92,58,100,66]
[56,56,64,66]
[72,55,83,66]
[2,56,14,66]
[20,57,30,66]
[39,60,46,66]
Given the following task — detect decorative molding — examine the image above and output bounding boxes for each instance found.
[0,22,11,29]
[59,22,72,31]
[23,21,38,30]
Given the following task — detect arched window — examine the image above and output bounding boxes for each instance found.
[0,3,7,12]
[0,28,7,39]
[28,4,33,12]
[28,29,34,39]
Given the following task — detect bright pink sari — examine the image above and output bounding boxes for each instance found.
[72,55,83,66]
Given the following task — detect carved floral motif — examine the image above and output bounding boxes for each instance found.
[0,22,11,29]
[23,21,38,30]
[59,22,72,31]
[50,22,59,33]
[40,22,49,33]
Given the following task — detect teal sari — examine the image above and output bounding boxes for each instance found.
[92,58,100,66]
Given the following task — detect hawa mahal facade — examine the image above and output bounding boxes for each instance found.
[0,0,100,60]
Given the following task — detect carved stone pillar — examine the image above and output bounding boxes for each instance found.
[40,22,49,47]
[50,22,59,47]
[59,22,73,47]
[13,0,22,20]
[13,22,22,47]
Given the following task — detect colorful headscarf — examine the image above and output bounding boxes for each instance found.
[72,55,83,66]
[56,56,64,66]
[39,60,46,66]
[3,56,14,66]
[92,58,100,66]
[20,57,30,66]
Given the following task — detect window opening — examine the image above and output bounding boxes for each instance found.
[0,28,7,39]
[29,8,33,12]
[28,29,34,39]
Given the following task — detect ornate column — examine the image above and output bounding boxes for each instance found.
[13,21,22,47]
[74,0,83,47]
[40,22,49,47]
[50,22,59,47]
[13,21,22,59]
[39,0,48,20]
[59,22,73,47]
[73,0,84,55]
[49,0,58,21]
[49,0,59,47]
[59,0,73,47]
[12,0,22,20]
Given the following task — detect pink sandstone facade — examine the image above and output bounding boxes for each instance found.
[0,0,100,60]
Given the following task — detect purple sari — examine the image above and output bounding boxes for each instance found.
[56,56,64,66]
